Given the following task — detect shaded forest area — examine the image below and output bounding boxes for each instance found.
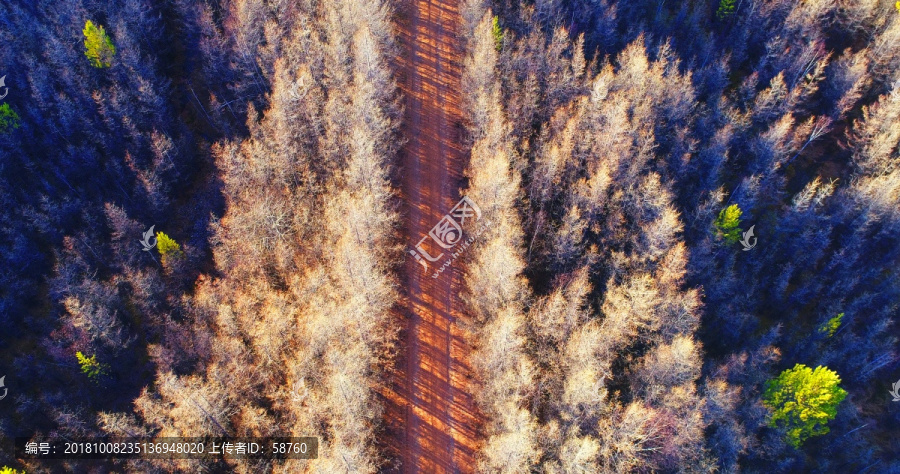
[0,0,898,472]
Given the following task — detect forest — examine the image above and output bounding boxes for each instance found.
[0,0,898,472]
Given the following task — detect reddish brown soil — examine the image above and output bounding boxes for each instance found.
[382,0,481,471]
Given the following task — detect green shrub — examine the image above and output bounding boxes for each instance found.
[818,313,844,337]
[717,0,737,19]
[0,103,20,132]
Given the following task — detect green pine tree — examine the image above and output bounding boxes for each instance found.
[763,364,847,447]
[156,231,184,265]
[83,20,116,68]
[491,16,504,52]
[714,204,743,244]
[717,0,737,19]
[76,351,108,381]
[0,103,20,132]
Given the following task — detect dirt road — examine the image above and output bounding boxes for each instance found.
[387,0,480,471]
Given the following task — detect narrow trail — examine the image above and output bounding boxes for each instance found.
[383,0,480,471]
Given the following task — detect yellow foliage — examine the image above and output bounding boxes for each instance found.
[76,351,107,380]
[83,20,116,68]
[155,231,183,264]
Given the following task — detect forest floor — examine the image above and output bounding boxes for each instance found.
[382,0,481,471]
